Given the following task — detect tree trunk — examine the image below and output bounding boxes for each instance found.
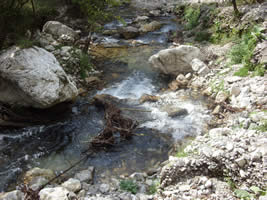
[83,31,92,54]
[30,0,36,16]
[231,0,239,15]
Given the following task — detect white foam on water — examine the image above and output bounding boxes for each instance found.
[99,71,156,99]
[99,72,210,141]
[140,91,210,140]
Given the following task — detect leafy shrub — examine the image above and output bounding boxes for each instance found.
[195,31,211,42]
[147,182,159,195]
[229,26,266,76]
[184,7,200,30]
[79,53,93,79]
[119,179,139,194]
[234,67,249,77]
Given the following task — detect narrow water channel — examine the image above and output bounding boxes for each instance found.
[0,12,210,192]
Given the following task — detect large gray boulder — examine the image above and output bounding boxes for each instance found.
[149,45,202,75]
[42,21,78,41]
[0,46,78,108]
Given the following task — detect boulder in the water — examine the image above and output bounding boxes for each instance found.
[162,106,188,118]
[119,26,140,39]
[140,21,162,33]
[139,94,160,104]
[0,46,78,108]
[149,45,203,75]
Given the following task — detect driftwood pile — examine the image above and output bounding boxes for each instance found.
[90,94,138,149]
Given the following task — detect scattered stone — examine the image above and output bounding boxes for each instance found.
[230,85,241,97]
[61,178,81,193]
[74,166,94,184]
[179,185,190,192]
[212,105,221,114]
[39,187,76,200]
[215,91,228,103]
[99,184,110,194]
[43,21,78,42]
[191,58,206,72]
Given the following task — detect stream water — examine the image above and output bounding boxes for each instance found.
[0,11,210,192]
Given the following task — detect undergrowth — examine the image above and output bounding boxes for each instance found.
[229,26,266,77]
[184,6,200,30]
[119,179,139,194]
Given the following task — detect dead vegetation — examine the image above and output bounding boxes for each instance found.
[90,94,138,149]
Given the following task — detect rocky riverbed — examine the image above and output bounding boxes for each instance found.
[0,1,266,200]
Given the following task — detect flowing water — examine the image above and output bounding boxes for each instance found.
[0,12,210,192]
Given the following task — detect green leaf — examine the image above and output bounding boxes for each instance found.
[234,189,253,200]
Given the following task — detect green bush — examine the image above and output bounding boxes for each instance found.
[234,67,249,77]
[184,7,200,30]
[229,26,266,76]
[194,31,211,42]
[79,53,93,79]
[119,179,139,194]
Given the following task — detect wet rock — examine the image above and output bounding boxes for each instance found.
[149,45,202,76]
[119,26,140,39]
[165,107,188,118]
[0,190,23,200]
[74,166,94,184]
[39,187,76,200]
[139,94,160,104]
[168,80,180,91]
[215,91,228,103]
[0,46,78,108]
[61,178,81,193]
[85,76,101,85]
[149,10,161,17]
[135,16,149,22]
[140,21,162,33]
[43,21,78,42]
[24,168,55,186]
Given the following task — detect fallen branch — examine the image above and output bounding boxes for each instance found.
[90,94,138,149]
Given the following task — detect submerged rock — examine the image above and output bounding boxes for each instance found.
[149,45,202,75]
[140,21,162,33]
[0,190,23,200]
[24,168,55,186]
[0,46,78,108]
[119,26,140,39]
